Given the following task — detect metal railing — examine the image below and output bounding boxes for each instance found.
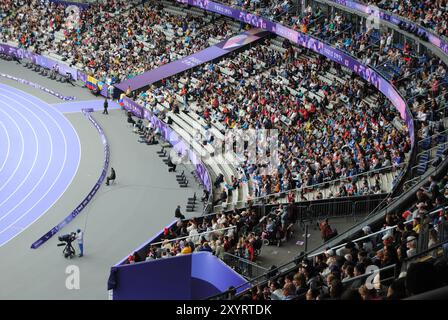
[340,263,397,289]
[415,140,448,158]
[147,225,237,248]
[310,203,448,259]
[213,163,407,212]
[222,252,269,281]
[417,128,448,147]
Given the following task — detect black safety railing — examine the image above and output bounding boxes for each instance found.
[213,163,407,212]
[222,252,269,282]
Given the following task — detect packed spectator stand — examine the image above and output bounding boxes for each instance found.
[139,40,410,208]
[2,0,448,300]
[1,0,236,84]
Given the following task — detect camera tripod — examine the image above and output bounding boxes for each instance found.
[62,242,76,259]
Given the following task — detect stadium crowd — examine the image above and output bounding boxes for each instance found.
[123,172,448,299]
[218,0,448,124]
[126,208,266,264]
[0,0,234,84]
[222,0,448,39]
[138,38,410,201]
[295,6,448,157]
[367,0,448,38]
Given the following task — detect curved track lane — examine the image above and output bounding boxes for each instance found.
[0,84,80,247]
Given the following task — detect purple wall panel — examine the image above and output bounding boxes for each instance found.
[112,254,192,300]
[190,278,221,299]
[111,252,248,300]
[191,252,250,295]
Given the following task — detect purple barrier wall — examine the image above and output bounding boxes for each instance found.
[191,252,251,297]
[121,96,212,193]
[176,0,415,144]
[109,252,248,300]
[0,73,75,101]
[0,44,79,80]
[115,28,269,92]
[31,110,110,249]
[327,0,448,56]
[110,253,192,300]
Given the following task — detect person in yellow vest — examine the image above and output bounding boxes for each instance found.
[181,243,192,254]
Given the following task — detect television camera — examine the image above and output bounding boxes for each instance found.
[57,232,77,259]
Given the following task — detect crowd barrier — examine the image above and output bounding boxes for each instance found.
[0,43,110,98]
[0,73,76,101]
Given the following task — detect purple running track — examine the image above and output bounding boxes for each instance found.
[0,84,80,247]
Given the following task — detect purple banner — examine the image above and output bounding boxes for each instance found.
[177,0,414,144]
[121,96,144,118]
[0,44,79,80]
[121,96,212,193]
[115,28,269,92]
[100,84,109,98]
[31,110,110,249]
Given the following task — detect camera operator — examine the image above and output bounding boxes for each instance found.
[76,229,84,257]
